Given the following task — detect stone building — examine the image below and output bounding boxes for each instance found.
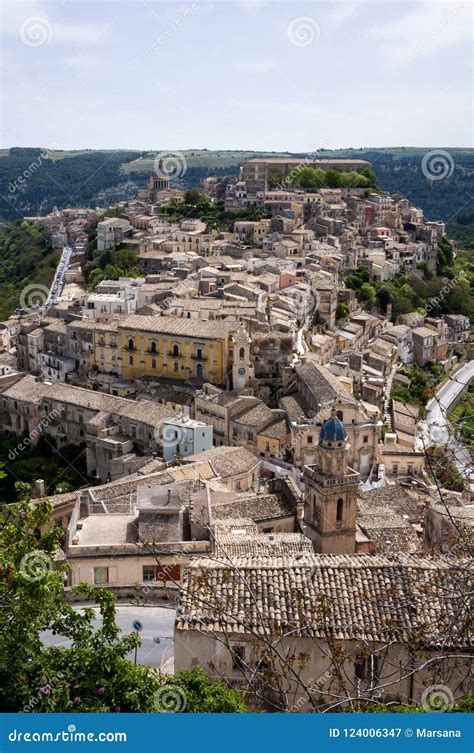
[303,409,360,554]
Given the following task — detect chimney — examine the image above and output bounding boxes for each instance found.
[35,479,46,498]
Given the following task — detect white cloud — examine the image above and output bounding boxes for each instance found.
[325,3,358,26]
[369,2,472,64]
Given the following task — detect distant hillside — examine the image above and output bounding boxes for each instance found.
[0,148,140,221]
[0,146,472,244]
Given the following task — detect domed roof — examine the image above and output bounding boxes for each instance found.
[319,409,347,442]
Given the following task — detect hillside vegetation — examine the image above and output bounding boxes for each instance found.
[0,146,472,243]
[0,220,59,320]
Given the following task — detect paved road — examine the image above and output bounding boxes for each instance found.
[42,604,176,669]
[423,360,474,484]
[46,244,73,309]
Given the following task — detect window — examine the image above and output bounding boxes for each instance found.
[336,498,344,522]
[152,359,157,369]
[307,435,313,444]
[173,343,179,357]
[231,645,246,670]
[354,654,379,684]
[128,338,134,351]
[174,362,179,372]
[363,435,368,443]
[150,341,157,354]
[129,355,133,365]
[196,348,202,360]
[239,347,245,360]
[143,565,155,582]
[337,410,343,421]
[94,567,108,585]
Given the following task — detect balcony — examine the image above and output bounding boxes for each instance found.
[167,351,184,359]
[147,348,160,355]
[191,354,208,361]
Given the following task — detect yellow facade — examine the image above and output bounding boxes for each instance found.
[118,324,232,385]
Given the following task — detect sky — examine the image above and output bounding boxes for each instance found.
[1,0,472,151]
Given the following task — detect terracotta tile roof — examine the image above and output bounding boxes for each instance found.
[119,314,233,340]
[211,492,295,523]
[183,446,260,478]
[177,554,471,646]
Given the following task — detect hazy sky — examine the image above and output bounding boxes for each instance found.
[1,0,472,151]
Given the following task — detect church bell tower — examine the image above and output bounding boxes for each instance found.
[232,322,253,392]
[303,405,359,554]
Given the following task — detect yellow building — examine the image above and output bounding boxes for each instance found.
[118,315,236,385]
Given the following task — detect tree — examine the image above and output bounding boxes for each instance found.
[268,167,284,189]
[184,188,205,206]
[358,282,376,305]
[336,302,349,321]
[156,668,247,712]
[0,486,247,713]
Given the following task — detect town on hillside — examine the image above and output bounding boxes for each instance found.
[1,155,472,713]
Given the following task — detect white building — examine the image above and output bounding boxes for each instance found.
[38,352,76,382]
[161,414,213,462]
[82,292,137,320]
[96,218,132,250]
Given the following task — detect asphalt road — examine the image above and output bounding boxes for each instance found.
[42,604,176,669]
[424,360,474,484]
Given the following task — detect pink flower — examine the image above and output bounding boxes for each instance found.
[73,696,81,705]
[115,706,121,712]
[98,687,105,696]
[40,684,51,695]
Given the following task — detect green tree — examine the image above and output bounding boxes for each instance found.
[0,487,247,713]
[156,668,247,712]
[358,282,376,305]
[336,302,349,320]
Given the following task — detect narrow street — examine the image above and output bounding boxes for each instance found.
[46,244,73,309]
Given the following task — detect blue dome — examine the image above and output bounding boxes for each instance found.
[319,414,347,442]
